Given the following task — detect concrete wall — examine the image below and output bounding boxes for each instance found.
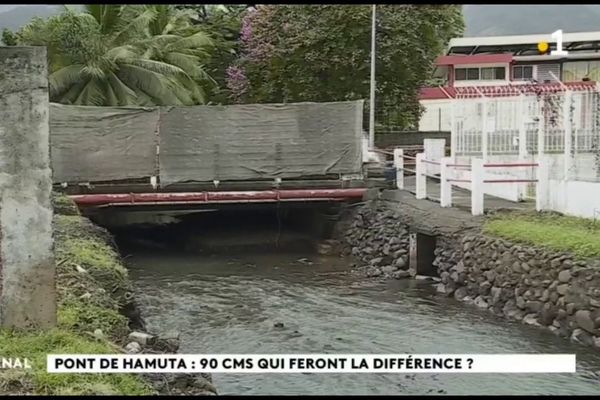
[546,179,600,219]
[0,47,55,328]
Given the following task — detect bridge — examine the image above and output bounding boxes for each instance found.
[50,101,369,215]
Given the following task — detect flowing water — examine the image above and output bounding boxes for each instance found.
[124,248,600,395]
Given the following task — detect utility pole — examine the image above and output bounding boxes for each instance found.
[369,4,376,149]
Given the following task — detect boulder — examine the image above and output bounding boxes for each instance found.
[558,270,571,283]
[128,331,156,346]
[575,310,596,334]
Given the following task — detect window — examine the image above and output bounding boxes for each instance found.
[563,61,600,82]
[467,68,479,80]
[455,66,505,81]
[513,65,534,80]
[482,67,506,80]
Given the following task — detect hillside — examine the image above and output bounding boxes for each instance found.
[0,5,62,32]
[464,5,600,37]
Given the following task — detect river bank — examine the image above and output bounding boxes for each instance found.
[342,191,600,350]
[0,194,216,395]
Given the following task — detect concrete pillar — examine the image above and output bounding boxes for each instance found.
[408,231,437,278]
[423,138,445,175]
[471,158,484,216]
[440,157,452,207]
[0,47,56,328]
[536,156,549,212]
[415,153,426,199]
[393,148,403,190]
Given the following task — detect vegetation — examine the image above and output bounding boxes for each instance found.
[0,330,150,395]
[176,5,249,104]
[484,212,600,259]
[5,4,462,114]
[227,5,464,128]
[12,5,215,106]
[0,194,151,395]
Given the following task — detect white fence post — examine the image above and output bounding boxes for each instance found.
[563,90,573,180]
[416,153,426,199]
[536,156,549,212]
[440,157,452,207]
[481,98,489,162]
[518,94,528,159]
[393,148,404,190]
[450,99,457,159]
[471,158,484,216]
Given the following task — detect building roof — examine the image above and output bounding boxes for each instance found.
[419,81,598,100]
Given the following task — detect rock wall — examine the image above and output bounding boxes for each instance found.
[434,234,600,349]
[343,199,600,350]
[343,204,411,279]
[0,46,55,328]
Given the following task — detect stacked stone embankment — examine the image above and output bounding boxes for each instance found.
[434,234,600,349]
[343,204,411,279]
[342,199,600,350]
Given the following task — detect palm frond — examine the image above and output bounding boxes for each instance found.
[49,64,84,97]
[117,64,182,105]
[107,72,138,105]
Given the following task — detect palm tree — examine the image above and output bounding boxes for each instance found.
[19,5,214,106]
[136,5,216,104]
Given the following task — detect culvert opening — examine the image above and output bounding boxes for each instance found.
[86,203,344,255]
[409,232,439,277]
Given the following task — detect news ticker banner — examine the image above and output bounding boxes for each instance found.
[47,354,576,374]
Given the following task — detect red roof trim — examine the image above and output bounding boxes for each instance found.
[436,54,513,66]
[420,81,597,100]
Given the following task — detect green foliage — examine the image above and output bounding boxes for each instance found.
[484,212,600,259]
[0,201,152,395]
[176,4,248,104]
[1,28,17,45]
[0,330,151,395]
[15,5,215,106]
[232,5,464,128]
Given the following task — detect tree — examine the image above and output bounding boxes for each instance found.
[228,5,464,128]
[15,5,215,106]
[1,28,17,46]
[176,4,250,104]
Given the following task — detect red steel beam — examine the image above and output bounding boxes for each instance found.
[69,189,367,207]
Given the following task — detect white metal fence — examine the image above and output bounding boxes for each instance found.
[452,87,600,183]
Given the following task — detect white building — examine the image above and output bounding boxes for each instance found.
[418,31,600,218]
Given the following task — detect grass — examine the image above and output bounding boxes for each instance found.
[484,212,600,259]
[0,330,151,395]
[0,195,153,395]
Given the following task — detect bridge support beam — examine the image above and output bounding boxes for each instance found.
[0,47,56,328]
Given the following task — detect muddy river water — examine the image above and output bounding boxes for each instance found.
[125,249,600,395]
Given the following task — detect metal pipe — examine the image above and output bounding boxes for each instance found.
[368,4,376,149]
[483,179,538,183]
[483,163,539,167]
[70,189,368,207]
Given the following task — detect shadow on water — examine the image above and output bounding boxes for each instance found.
[111,211,600,395]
